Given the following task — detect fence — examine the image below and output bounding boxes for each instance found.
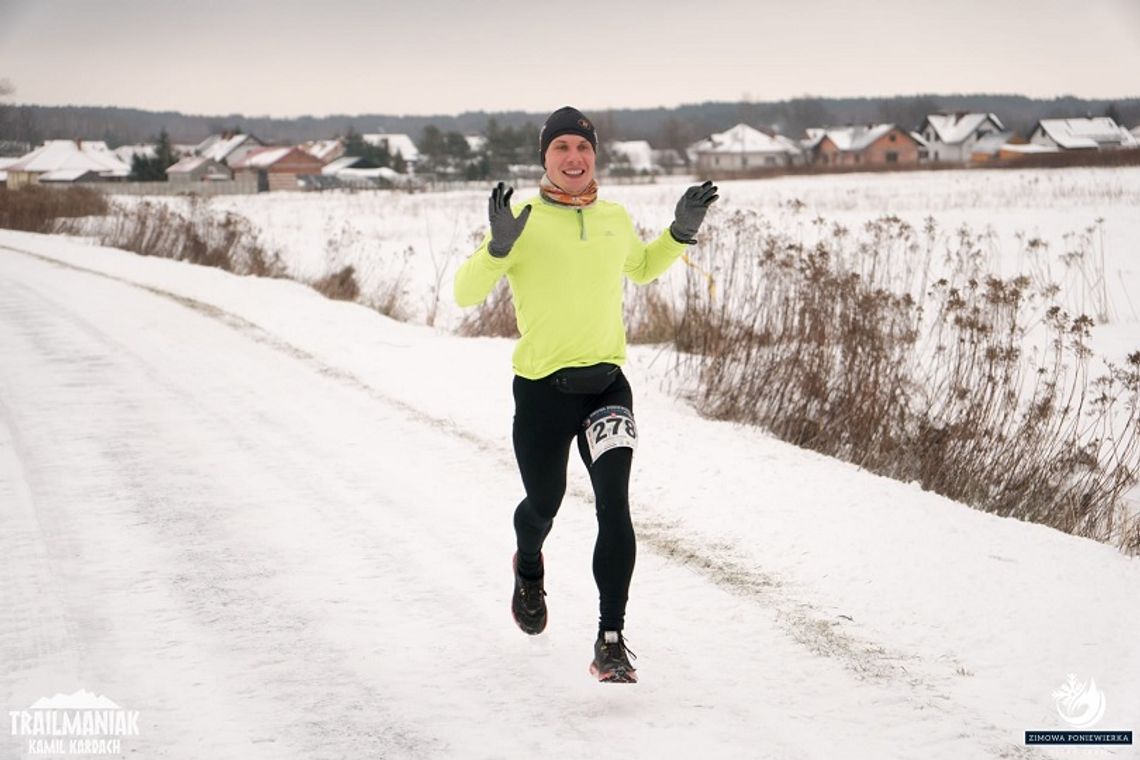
[76,176,259,197]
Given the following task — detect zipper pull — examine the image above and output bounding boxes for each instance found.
[577,208,587,241]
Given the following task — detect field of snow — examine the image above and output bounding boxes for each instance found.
[173,167,1140,356]
[2,187,1139,759]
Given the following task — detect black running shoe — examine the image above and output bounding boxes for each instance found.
[511,553,547,635]
[590,630,637,683]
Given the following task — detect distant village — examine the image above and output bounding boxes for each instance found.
[2,111,1139,195]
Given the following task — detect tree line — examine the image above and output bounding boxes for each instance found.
[4,88,1139,158]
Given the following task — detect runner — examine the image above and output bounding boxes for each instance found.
[454,106,718,683]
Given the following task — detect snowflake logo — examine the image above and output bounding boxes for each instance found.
[1052,673,1106,729]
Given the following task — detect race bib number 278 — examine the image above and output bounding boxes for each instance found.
[583,405,637,463]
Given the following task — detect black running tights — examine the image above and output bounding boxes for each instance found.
[511,371,636,632]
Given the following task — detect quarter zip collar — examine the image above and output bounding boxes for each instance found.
[539,195,592,241]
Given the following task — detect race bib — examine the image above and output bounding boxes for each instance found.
[583,405,637,463]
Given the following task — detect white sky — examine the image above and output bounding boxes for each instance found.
[1,0,1139,118]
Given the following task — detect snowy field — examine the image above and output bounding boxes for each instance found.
[2,167,1138,759]
[188,167,1140,356]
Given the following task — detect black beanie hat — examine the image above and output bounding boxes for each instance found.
[539,106,598,166]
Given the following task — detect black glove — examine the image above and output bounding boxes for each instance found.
[670,180,719,244]
[487,182,532,257]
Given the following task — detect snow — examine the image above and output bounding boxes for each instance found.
[232,146,294,169]
[2,181,1139,757]
[2,189,1140,756]
[299,139,343,163]
[37,168,97,182]
[465,134,487,153]
[5,140,131,178]
[113,144,156,166]
[165,156,210,173]
[197,134,257,163]
[923,113,1004,145]
[690,123,801,157]
[804,124,897,151]
[609,140,656,172]
[999,143,1060,155]
[1034,118,1138,150]
[363,133,420,162]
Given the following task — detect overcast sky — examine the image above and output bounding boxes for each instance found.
[1,0,1139,118]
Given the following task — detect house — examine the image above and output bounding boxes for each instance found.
[607,140,657,174]
[465,135,488,154]
[652,148,687,175]
[301,155,415,190]
[299,139,345,164]
[0,157,19,185]
[918,113,1005,162]
[194,132,265,167]
[165,156,233,183]
[1028,118,1138,150]
[969,132,1018,163]
[689,124,802,173]
[804,124,925,167]
[362,133,420,167]
[231,146,325,192]
[4,140,131,188]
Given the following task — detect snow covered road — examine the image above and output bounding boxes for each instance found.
[2,235,1137,759]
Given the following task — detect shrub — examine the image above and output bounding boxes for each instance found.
[672,210,1140,551]
[69,198,281,277]
[311,265,360,302]
[0,185,109,232]
[457,280,519,338]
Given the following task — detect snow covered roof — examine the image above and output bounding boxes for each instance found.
[363,133,420,161]
[0,156,17,182]
[6,140,131,178]
[970,131,1015,154]
[322,156,361,175]
[999,143,1059,155]
[805,124,900,152]
[39,168,100,182]
[607,140,655,171]
[232,146,293,169]
[338,166,403,181]
[1034,118,1137,149]
[300,139,344,163]
[197,134,258,162]
[322,156,389,175]
[113,144,157,165]
[465,135,487,153]
[691,124,801,156]
[923,113,1004,145]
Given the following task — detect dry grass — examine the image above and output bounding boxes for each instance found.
[670,210,1140,551]
[456,280,519,338]
[0,185,109,232]
[311,265,360,302]
[67,198,283,277]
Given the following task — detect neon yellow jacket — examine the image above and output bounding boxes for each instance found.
[454,196,689,380]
